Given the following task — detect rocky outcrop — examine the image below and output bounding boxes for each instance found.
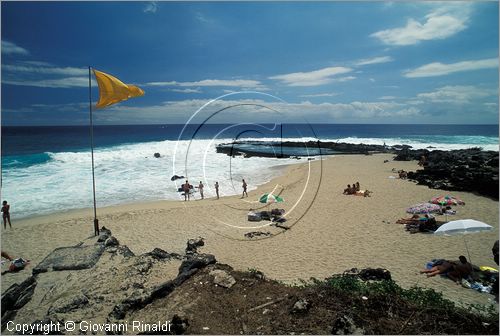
[404,148,499,199]
[216,141,391,158]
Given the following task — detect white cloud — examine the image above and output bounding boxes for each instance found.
[355,56,394,66]
[2,64,87,76]
[143,2,158,14]
[299,93,339,98]
[145,79,266,90]
[92,98,421,124]
[3,77,93,88]
[404,58,498,78]
[171,88,202,93]
[378,96,396,100]
[1,41,29,55]
[371,6,469,46]
[269,66,353,86]
[417,85,495,103]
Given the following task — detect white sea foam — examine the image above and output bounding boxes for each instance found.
[2,135,498,218]
[1,139,302,218]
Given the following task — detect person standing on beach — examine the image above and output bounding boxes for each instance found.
[198,181,204,200]
[2,201,12,229]
[215,181,219,199]
[183,180,190,201]
[242,179,248,198]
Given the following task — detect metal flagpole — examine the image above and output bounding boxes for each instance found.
[88,66,99,236]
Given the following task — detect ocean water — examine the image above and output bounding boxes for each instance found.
[1,124,498,218]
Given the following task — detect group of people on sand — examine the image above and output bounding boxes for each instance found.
[181,179,248,201]
[420,255,473,284]
[342,182,371,197]
[343,182,361,195]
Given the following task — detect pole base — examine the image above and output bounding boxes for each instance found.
[94,218,100,236]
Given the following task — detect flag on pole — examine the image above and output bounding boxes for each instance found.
[93,69,144,108]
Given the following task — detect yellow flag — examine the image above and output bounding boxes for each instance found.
[93,69,144,108]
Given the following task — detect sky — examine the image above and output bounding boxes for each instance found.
[1,1,499,126]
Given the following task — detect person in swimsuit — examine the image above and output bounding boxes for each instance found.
[420,260,455,277]
[215,181,219,199]
[183,180,191,201]
[242,179,248,198]
[2,201,12,229]
[198,181,204,200]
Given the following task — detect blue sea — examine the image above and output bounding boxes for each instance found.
[1,124,498,218]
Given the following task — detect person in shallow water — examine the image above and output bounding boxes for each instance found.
[198,181,204,200]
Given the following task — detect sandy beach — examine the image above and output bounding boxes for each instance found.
[1,153,498,307]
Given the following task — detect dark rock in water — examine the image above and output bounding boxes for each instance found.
[171,175,185,181]
[154,152,161,158]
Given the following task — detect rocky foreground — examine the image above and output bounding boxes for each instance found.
[216,141,499,199]
[1,228,498,335]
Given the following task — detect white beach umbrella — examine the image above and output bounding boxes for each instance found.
[434,219,492,236]
[434,219,493,263]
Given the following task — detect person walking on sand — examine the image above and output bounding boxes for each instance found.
[198,181,204,200]
[183,180,191,201]
[215,181,219,199]
[2,201,12,229]
[242,179,248,198]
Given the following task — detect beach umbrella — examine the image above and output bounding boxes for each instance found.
[406,202,441,215]
[430,195,465,206]
[259,193,284,204]
[434,219,493,263]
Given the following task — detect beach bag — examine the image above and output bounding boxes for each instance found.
[9,258,28,272]
[247,211,261,222]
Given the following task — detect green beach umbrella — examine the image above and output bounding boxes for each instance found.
[259,193,284,204]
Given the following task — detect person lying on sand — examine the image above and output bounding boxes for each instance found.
[420,260,455,277]
[397,214,421,224]
[420,256,472,282]
[397,214,433,224]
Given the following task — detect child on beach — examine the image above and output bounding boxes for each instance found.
[2,201,12,229]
